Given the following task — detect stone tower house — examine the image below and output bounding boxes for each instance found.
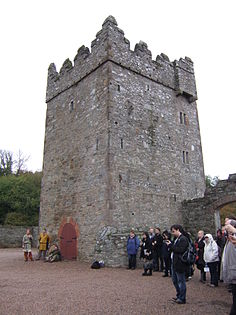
[40,16,205,266]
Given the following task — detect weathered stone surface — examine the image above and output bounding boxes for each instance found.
[182,174,236,237]
[0,226,38,248]
[40,16,205,266]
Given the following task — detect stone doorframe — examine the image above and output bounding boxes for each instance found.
[207,195,236,231]
[182,174,236,236]
[58,217,79,258]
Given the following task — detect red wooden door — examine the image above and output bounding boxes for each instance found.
[60,223,77,260]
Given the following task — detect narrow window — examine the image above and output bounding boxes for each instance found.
[69,100,74,112]
[186,151,189,164]
[118,85,120,92]
[182,151,185,163]
[184,113,187,125]
[121,138,123,149]
[96,139,99,151]
[180,112,183,124]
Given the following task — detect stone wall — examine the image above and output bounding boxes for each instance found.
[181,174,236,237]
[0,226,39,248]
[40,16,205,266]
[94,227,149,267]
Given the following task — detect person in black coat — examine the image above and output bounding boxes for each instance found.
[167,224,189,304]
[162,230,172,277]
[152,227,164,272]
[195,230,206,283]
[140,231,153,276]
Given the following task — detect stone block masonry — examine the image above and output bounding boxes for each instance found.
[0,226,39,248]
[182,174,236,237]
[40,16,205,266]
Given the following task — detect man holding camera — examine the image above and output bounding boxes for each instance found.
[167,224,189,305]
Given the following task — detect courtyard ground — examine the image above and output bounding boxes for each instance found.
[0,249,232,315]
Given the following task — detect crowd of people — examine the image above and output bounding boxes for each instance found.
[22,217,236,314]
[126,217,236,314]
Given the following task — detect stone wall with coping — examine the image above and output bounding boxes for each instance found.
[0,226,39,248]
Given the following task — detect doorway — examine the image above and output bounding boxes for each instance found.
[60,223,77,260]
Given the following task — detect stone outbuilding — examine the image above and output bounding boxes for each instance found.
[182,173,236,236]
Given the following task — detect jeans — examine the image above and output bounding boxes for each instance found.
[171,266,186,302]
[128,254,137,269]
[143,260,153,273]
[208,261,218,286]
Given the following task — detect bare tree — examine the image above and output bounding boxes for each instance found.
[14,150,30,175]
[0,150,30,176]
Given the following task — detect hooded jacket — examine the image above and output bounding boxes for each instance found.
[203,234,219,263]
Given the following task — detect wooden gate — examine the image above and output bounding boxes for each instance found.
[60,223,77,260]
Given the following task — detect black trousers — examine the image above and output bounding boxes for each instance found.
[163,256,171,275]
[217,258,221,280]
[153,251,164,271]
[230,284,236,315]
[128,254,137,269]
[208,261,218,286]
[200,269,206,281]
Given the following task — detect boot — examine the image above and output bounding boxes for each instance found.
[24,252,28,262]
[142,270,148,276]
[147,269,152,276]
[200,271,206,283]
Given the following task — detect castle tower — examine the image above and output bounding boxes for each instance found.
[40,16,205,266]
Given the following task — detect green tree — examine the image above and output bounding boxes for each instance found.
[0,172,42,225]
[0,150,14,176]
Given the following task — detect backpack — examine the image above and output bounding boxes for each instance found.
[91,261,101,269]
[181,242,196,265]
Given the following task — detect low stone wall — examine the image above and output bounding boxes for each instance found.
[0,226,39,248]
[94,226,145,267]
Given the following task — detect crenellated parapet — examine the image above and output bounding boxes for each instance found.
[174,57,197,102]
[46,15,197,103]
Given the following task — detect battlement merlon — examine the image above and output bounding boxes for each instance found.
[46,16,197,103]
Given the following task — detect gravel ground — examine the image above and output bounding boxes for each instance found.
[0,248,232,315]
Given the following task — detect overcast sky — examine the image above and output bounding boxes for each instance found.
[0,0,235,179]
